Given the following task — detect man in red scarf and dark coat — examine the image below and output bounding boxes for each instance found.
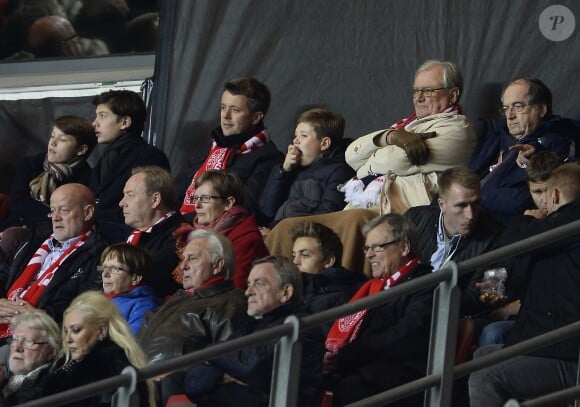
[324,214,434,407]
[0,183,107,338]
[180,77,283,226]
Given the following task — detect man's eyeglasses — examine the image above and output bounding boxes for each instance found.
[97,265,127,274]
[8,336,48,350]
[411,87,448,98]
[189,195,224,204]
[362,239,401,253]
[499,102,529,116]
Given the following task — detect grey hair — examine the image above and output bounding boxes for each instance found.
[186,229,235,279]
[362,214,420,259]
[415,59,463,100]
[10,311,61,354]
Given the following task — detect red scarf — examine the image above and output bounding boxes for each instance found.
[126,212,174,245]
[0,228,93,338]
[185,275,225,294]
[388,103,463,130]
[180,130,269,214]
[171,206,248,283]
[325,258,419,353]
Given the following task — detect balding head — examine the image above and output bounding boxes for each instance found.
[49,184,96,242]
[28,16,77,57]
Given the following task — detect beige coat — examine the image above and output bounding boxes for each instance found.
[345,113,476,178]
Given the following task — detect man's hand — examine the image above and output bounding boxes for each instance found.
[389,129,436,166]
[488,300,521,321]
[510,144,535,168]
[524,208,547,219]
[0,298,25,324]
[282,145,301,172]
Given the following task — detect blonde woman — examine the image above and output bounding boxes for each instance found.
[41,291,155,406]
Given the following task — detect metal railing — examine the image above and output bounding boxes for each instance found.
[17,219,580,407]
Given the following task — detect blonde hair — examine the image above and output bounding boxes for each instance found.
[63,291,154,405]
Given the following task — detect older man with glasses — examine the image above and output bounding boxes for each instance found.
[469,76,579,221]
[0,311,61,404]
[342,59,475,213]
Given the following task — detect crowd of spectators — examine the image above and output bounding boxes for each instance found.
[0,0,159,60]
[0,58,578,406]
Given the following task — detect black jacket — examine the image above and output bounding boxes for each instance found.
[503,200,580,360]
[302,266,367,333]
[404,205,504,316]
[135,212,185,298]
[1,152,91,229]
[42,339,149,406]
[259,151,355,226]
[335,263,433,377]
[0,225,108,323]
[89,131,170,223]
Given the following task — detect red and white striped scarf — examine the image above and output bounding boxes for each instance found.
[325,258,419,353]
[0,228,93,338]
[126,212,174,245]
[180,130,269,214]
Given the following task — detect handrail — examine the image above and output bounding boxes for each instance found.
[16,218,580,407]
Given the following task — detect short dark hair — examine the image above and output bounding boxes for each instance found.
[252,256,303,301]
[296,108,345,151]
[438,167,480,199]
[131,166,178,210]
[100,243,152,279]
[53,115,97,155]
[290,222,343,266]
[526,151,562,183]
[92,90,147,134]
[195,170,245,207]
[362,214,420,259]
[507,77,553,117]
[224,77,271,116]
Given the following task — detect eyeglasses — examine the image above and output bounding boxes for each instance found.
[411,87,448,98]
[8,336,48,350]
[362,239,401,253]
[189,195,224,204]
[97,265,127,274]
[499,102,530,115]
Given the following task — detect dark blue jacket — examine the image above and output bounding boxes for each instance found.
[111,285,160,335]
[259,150,354,226]
[469,116,578,217]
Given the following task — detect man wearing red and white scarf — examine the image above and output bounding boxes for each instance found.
[343,60,476,213]
[0,184,107,336]
[120,166,184,298]
[180,77,283,225]
[323,214,433,407]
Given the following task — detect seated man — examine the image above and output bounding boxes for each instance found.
[404,167,504,317]
[469,162,580,406]
[90,90,170,223]
[0,184,107,334]
[259,108,354,227]
[344,59,475,213]
[180,77,283,224]
[470,77,578,220]
[478,151,562,346]
[183,256,324,407]
[138,229,247,365]
[290,221,367,325]
[324,214,433,407]
[139,229,248,405]
[0,311,61,405]
[119,165,184,298]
